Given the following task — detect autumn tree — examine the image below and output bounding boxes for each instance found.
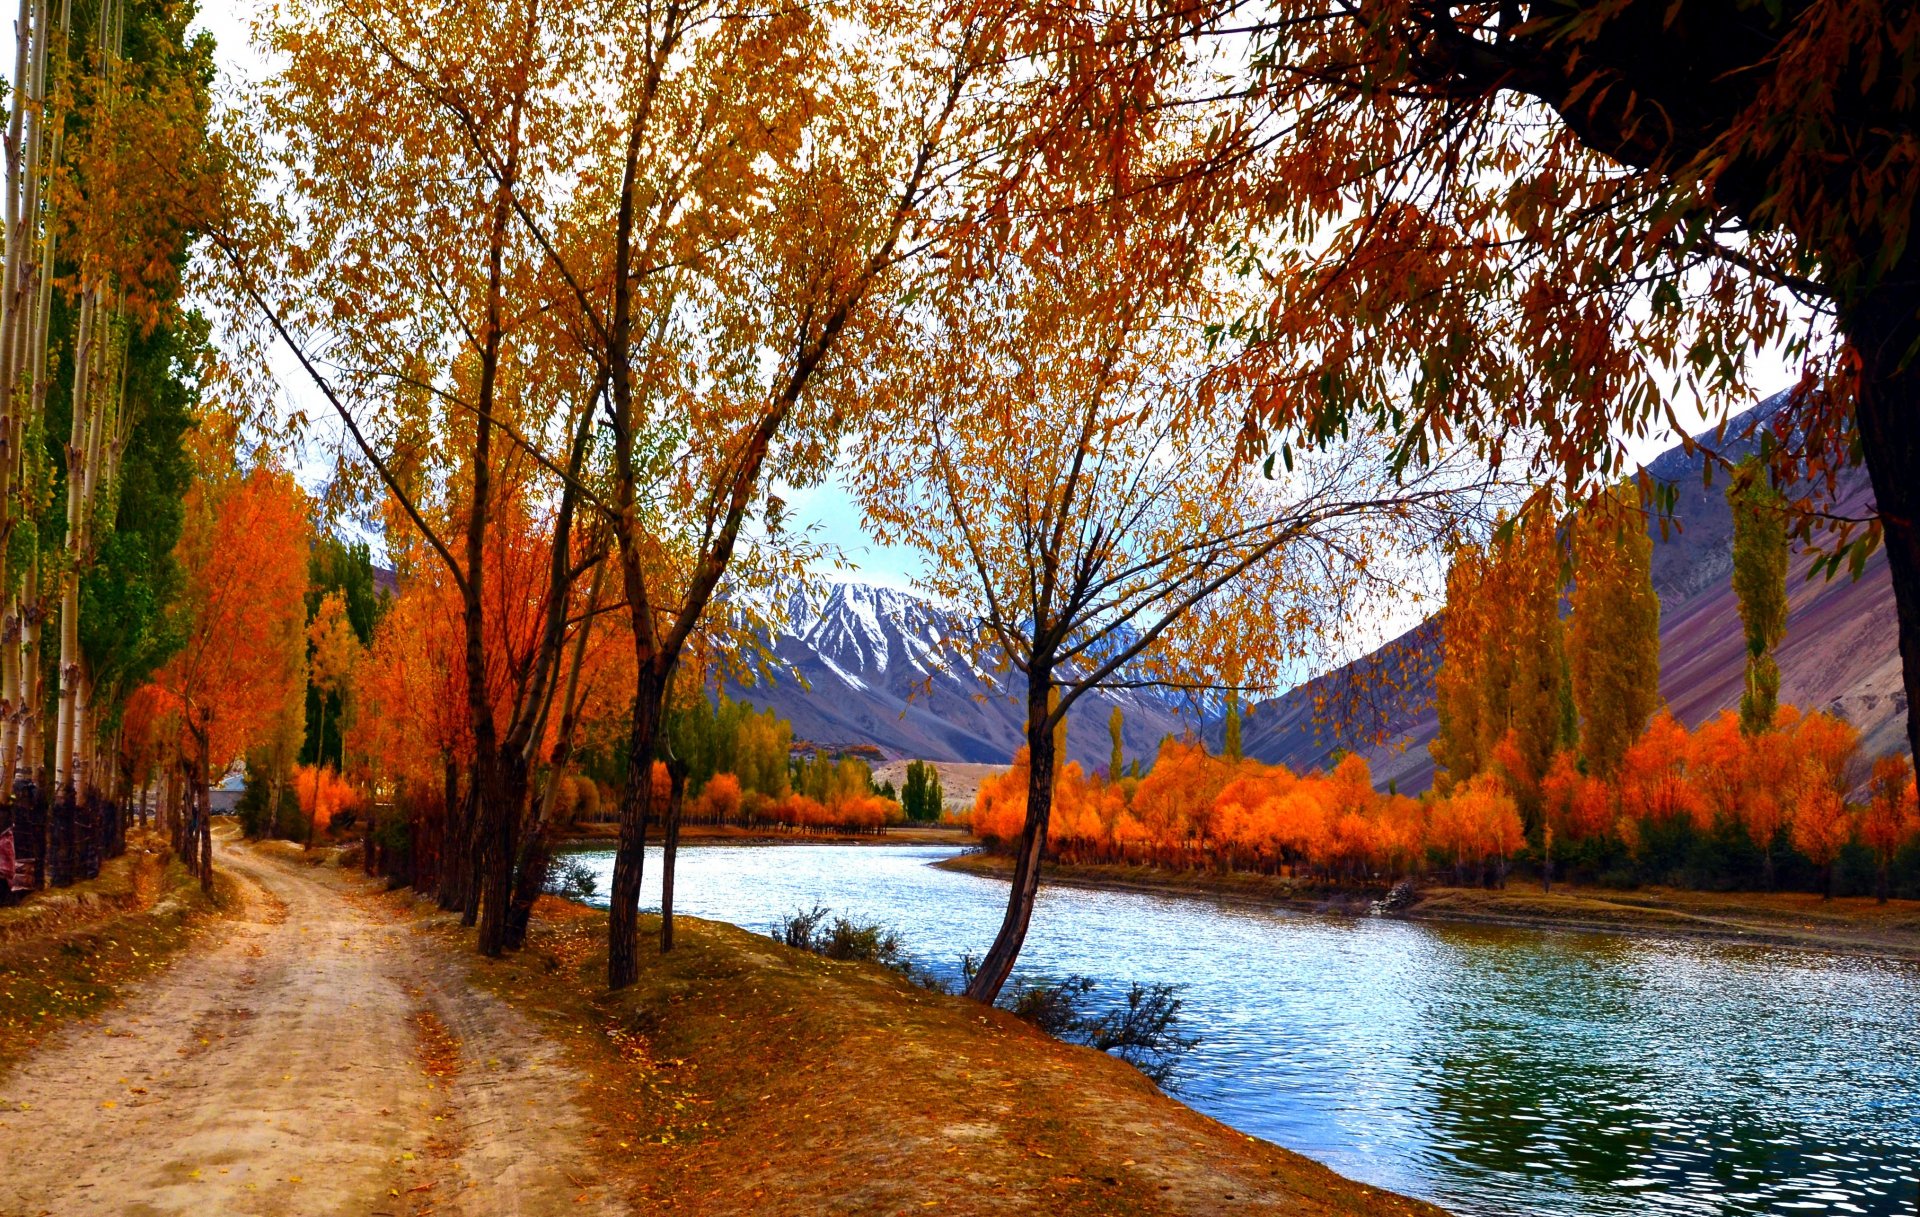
[306,591,359,775]
[501,0,1002,989]
[224,0,622,956]
[351,566,473,893]
[995,0,1920,761]
[151,464,310,890]
[0,0,213,889]
[853,195,1489,1003]
[1863,754,1917,903]
[1430,547,1490,791]
[1729,457,1790,735]
[1568,487,1662,779]
[1431,509,1566,815]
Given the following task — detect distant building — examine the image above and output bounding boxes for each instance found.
[208,768,247,814]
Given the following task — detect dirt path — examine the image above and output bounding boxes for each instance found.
[0,832,623,1217]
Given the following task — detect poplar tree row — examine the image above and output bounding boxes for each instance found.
[0,0,212,890]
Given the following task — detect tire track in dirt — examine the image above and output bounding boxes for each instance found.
[0,832,623,1216]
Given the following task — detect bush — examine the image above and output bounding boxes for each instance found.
[543,856,598,902]
[770,904,908,970]
[1002,973,1199,1087]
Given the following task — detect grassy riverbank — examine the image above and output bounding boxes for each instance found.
[0,832,231,1076]
[938,851,1920,959]
[392,889,1444,1216]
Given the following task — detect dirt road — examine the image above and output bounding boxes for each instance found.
[0,833,624,1217]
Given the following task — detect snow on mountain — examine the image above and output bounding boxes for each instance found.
[727,580,1205,772]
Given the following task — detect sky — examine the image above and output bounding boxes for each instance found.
[192,5,1801,601]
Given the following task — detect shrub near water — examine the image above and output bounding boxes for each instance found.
[962,709,1920,897]
[771,906,1199,1085]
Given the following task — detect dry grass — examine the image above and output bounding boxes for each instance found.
[0,833,231,1077]
[394,891,1445,1217]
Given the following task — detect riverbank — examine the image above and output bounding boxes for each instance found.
[395,887,1447,1216]
[938,851,1920,959]
[0,831,229,1077]
[555,821,977,849]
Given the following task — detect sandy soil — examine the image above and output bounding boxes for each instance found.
[871,758,1010,813]
[0,831,622,1217]
[442,895,1447,1217]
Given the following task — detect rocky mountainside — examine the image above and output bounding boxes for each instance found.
[727,582,1205,773]
[1238,392,1906,791]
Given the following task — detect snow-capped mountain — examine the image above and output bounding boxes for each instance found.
[725,581,1206,772]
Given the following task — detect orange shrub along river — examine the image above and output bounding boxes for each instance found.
[965,706,1920,895]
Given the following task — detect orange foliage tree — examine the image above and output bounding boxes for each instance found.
[150,466,311,890]
[1863,755,1918,903]
[855,173,1489,1001]
[967,701,1912,900]
[1003,1,1920,762]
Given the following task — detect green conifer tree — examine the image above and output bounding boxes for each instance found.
[1728,457,1789,735]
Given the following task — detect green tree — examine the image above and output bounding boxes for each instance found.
[1108,705,1124,779]
[302,535,387,766]
[903,759,944,823]
[1729,458,1789,735]
[1569,489,1663,779]
[77,313,202,742]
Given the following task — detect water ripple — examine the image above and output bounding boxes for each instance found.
[573,844,1920,1217]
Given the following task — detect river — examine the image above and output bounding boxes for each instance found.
[568,842,1919,1217]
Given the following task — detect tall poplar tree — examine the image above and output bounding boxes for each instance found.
[1431,510,1565,807]
[1729,458,1789,735]
[1568,488,1662,779]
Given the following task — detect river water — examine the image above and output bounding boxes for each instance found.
[568,842,1919,1217]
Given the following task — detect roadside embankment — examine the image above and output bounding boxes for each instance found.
[938,851,1920,959]
[0,831,229,1077]
[396,887,1447,1216]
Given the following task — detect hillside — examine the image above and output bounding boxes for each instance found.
[1240,392,1904,791]
[729,582,1205,773]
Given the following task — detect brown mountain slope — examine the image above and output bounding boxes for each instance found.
[1240,394,1905,790]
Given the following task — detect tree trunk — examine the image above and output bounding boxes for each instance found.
[432,758,458,903]
[660,757,687,953]
[607,669,665,990]
[197,734,213,896]
[439,765,470,911]
[965,670,1057,1004]
[308,695,327,849]
[1844,278,1920,769]
[461,768,484,927]
[473,750,527,957]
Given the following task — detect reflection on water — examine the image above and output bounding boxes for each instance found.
[572,843,1920,1217]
